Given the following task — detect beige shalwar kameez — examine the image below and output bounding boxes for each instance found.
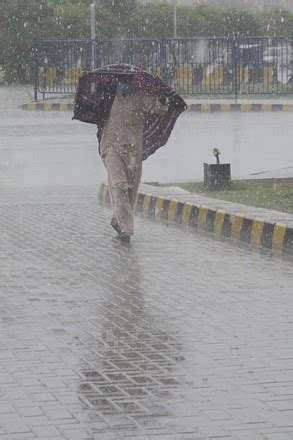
[100,90,168,236]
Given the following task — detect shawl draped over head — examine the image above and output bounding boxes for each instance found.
[72,64,187,160]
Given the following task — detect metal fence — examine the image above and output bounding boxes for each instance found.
[31,36,293,100]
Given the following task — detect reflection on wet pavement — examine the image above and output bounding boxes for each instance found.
[77,245,185,437]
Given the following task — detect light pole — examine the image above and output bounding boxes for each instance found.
[173,0,177,38]
[90,2,96,70]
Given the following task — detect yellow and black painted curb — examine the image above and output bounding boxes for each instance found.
[20,102,74,111]
[20,101,293,112]
[98,183,293,257]
[187,103,293,112]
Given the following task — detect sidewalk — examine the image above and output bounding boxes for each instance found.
[1,184,293,439]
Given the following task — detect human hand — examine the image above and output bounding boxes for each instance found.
[158,94,167,105]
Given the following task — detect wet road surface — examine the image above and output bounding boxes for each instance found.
[1,86,293,186]
[0,86,293,439]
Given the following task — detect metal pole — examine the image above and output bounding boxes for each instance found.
[32,44,38,101]
[90,2,96,70]
[174,0,177,38]
[233,37,239,102]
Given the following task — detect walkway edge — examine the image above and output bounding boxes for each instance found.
[98,183,293,257]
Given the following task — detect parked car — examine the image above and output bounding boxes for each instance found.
[263,45,293,85]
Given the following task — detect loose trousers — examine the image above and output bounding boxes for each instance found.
[103,147,142,235]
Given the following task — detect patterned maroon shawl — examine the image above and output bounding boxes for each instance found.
[72,64,187,160]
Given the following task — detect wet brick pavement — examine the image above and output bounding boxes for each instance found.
[0,185,293,440]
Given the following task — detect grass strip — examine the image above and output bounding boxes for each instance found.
[163,180,293,215]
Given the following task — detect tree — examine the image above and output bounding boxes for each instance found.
[221,8,261,37]
[260,8,293,36]
[1,0,55,81]
[128,3,173,38]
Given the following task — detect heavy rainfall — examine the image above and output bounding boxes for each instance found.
[0,0,293,439]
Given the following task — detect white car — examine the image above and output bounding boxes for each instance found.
[263,46,293,85]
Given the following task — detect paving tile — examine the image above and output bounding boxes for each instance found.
[0,186,292,439]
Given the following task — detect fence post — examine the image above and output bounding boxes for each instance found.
[32,42,38,102]
[159,38,167,83]
[232,36,240,101]
[95,39,101,68]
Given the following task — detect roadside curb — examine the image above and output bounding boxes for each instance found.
[187,103,293,112]
[98,183,293,257]
[20,102,74,111]
[20,101,293,112]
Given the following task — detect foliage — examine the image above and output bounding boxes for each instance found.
[221,8,261,36]
[0,0,55,81]
[128,3,174,37]
[259,8,293,36]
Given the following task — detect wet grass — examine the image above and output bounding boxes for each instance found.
[169,180,293,214]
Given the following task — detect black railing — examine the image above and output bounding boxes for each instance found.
[31,36,293,100]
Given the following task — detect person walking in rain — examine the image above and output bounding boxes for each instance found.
[100,77,169,243]
[73,64,187,243]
